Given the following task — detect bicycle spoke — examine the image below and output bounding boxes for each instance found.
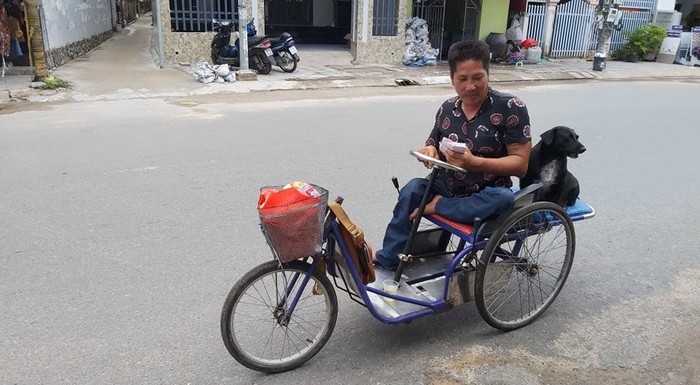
[223,261,338,371]
[477,204,574,329]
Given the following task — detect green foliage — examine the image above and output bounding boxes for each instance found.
[612,45,635,60]
[622,24,667,56]
[38,76,70,90]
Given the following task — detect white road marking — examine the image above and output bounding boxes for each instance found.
[104,166,159,175]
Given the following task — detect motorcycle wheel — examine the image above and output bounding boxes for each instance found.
[211,51,220,65]
[278,51,298,73]
[252,54,272,75]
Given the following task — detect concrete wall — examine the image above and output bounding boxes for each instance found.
[43,0,114,49]
[42,0,115,68]
[351,0,407,63]
[478,0,509,40]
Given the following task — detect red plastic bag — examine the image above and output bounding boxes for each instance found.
[258,183,328,262]
[259,188,305,212]
[521,38,539,49]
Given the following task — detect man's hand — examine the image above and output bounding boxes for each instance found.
[418,145,439,169]
[443,147,478,170]
[409,194,441,220]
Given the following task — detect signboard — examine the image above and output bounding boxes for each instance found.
[658,30,681,64]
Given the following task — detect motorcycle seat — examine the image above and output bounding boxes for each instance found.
[268,37,286,44]
[266,33,292,46]
[248,36,266,46]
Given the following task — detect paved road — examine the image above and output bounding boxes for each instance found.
[2,80,699,385]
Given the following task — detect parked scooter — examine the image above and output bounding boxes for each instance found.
[210,19,274,75]
[267,32,300,73]
[247,18,300,73]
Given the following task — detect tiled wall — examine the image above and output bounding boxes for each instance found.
[351,0,408,64]
[163,32,212,64]
[159,0,261,64]
[353,38,405,64]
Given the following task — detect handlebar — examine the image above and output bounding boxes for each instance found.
[409,150,467,173]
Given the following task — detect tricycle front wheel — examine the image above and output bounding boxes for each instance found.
[220,260,338,373]
[475,202,575,331]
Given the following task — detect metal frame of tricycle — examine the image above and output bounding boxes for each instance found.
[312,184,595,326]
[260,151,595,329]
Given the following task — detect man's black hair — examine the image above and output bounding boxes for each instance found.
[447,40,491,78]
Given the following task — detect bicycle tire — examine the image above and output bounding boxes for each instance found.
[220,260,337,373]
[475,201,575,331]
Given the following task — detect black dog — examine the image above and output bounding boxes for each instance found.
[520,126,586,207]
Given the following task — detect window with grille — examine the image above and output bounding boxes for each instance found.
[372,0,399,36]
[169,0,239,32]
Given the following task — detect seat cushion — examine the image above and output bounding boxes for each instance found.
[566,198,595,220]
[425,214,475,240]
[425,198,594,239]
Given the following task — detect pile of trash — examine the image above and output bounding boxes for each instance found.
[404,17,439,67]
[192,61,236,83]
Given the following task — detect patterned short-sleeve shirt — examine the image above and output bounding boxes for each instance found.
[425,89,532,197]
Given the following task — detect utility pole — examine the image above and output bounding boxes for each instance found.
[592,0,622,71]
[24,0,49,81]
[237,0,257,80]
[153,0,164,68]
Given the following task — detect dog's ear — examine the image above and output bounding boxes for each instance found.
[540,127,557,145]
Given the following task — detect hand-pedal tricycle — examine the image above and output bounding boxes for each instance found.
[220,151,596,373]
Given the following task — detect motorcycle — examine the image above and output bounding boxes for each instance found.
[210,19,274,75]
[247,19,300,73]
[267,31,300,73]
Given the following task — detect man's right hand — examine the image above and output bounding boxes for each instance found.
[417,145,438,169]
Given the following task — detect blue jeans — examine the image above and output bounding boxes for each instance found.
[375,178,514,269]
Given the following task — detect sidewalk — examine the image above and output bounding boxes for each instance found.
[2,15,699,104]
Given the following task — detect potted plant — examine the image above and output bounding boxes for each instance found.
[623,24,667,61]
[613,46,638,62]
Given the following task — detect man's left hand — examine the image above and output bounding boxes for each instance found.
[409,194,442,220]
[443,148,478,170]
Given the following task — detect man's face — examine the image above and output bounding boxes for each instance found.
[451,59,489,106]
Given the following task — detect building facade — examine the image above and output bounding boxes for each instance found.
[153,0,515,65]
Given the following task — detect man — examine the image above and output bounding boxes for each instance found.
[374,40,532,270]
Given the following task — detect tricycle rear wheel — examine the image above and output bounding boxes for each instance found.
[220,260,337,373]
[475,202,575,331]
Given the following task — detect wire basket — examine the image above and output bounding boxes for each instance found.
[258,185,329,263]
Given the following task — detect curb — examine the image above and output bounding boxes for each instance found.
[4,69,699,104]
[6,87,64,102]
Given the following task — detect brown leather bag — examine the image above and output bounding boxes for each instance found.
[328,201,376,285]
